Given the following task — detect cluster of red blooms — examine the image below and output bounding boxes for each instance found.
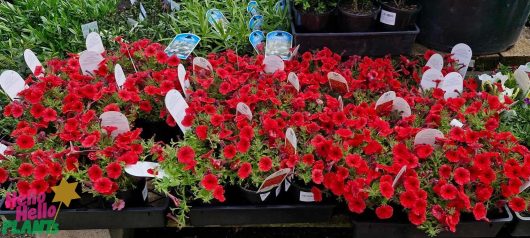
[0,38,528,234]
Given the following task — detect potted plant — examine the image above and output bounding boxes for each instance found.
[338,0,380,32]
[293,0,338,32]
[378,0,421,31]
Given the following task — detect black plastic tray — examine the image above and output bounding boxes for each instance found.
[0,190,169,229]
[352,204,512,238]
[291,22,420,57]
[511,212,530,237]
[189,203,335,226]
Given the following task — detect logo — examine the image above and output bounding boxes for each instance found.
[2,179,80,235]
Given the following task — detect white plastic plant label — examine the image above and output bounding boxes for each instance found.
[450,119,464,128]
[451,43,472,77]
[257,168,291,193]
[425,53,444,71]
[284,178,291,192]
[125,161,166,179]
[236,102,253,121]
[421,69,444,91]
[192,57,213,72]
[142,182,148,201]
[285,127,297,153]
[375,91,396,107]
[414,129,444,146]
[0,143,7,155]
[380,9,396,26]
[392,165,407,188]
[178,64,190,98]
[86,32,105,54]
[24,49,43,77]
[127,18,139,28]
[248,15,263,31]
[165,89,190,133]
[139,3,147,21]
[0,70,27,101]
[114,64,126,89]
[265,31,293,60]
[441,72,464,99]
[81,21,98,38]
[79,51,104,76]
[165,33,201,60]
[338,96,344,111]
[249,30,265,54]
[289,44,300,60]
[99,111,130,138]
[263,55,285,74]
[206,9,229,33]
[287,72,300,92]
[392,97,412,118]
[275,186,281,197]
[260,192,271,201]
[299,191,315,202]
[327,72,350,93]
[514,68,530,96]
[130,0,136,5]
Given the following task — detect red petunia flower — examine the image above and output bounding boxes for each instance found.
[213,185,226,202]
[0,168,8,183]
[30,179,48,194]
[454,167,471,185]
[258,157,273,172]
[509,197,527,212]
[363,140,383,155]
[223,145,237,159]
[196,125,208,141]
[399,190,417,208]
[88,165,103,182]
[312,169,324,184]
[17,181,31,196]
[94,177,113,194]
[473,203,488,221]
[201,174,218,191]
[177,146,195,164]
[106,162,122,179]
[414,144,433,159]
[42,108,57,122]
[380,182,394,199]
[311,187,322,202]
[376,205,393,219]
[237,139,250,153]
[16,135,35,150]
[18,163,34,177]
[237,162,252,179]
[440,184,458,200]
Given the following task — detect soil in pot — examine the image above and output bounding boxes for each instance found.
[378,1,420,31]
[134,118,183,144]
[338,2,379,32]
[293,6,336,33]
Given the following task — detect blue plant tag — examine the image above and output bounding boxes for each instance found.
[265,31,293,60]
[247,1,260,16]
[164,33,201,60]
[206,9,229,33]
[274,0,286,13]
[249,30,265,54]
[81,21,98,38]
[248,15,263,31]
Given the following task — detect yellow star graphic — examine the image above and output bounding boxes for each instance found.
[51,179,81,207]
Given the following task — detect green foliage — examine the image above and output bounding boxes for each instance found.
[293,0,338,14]
[500,102,530,147]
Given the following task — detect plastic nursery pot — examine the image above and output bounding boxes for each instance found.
[238,185,277,204]
[338,4,380,32]
[134,118,183,144]
[378,1,421,31]
[511,211,530,237]
[285,177,319,203]
[416,0,530,55]
[293,6,335,33]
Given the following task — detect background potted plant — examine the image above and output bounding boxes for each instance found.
[293,0,338,32]
[338,0,379,32]
[378,0,420,31]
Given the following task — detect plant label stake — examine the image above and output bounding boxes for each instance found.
[79,51,104,76]
[125,161,166,179]
[265,31,293,60]
[338,96,344,111]
[248,15,263,31]
[441,72,464,99]
[414,129,444,146]
[236,102,253,121]
[376,91,396,107]
[81,21,98,38]
[247,1,260,16]
[178,64,190,98]
[165,89,190,133]
[514,68,530,97]
[450,119,464,128]
[114,64,126,89]
[285,127,297,154]
[289,45,300,60]
[392,165,407,188]
[274,0,286,12]
[263,55,285,74]
[425,53,444,71]
[257,168,291,193]
[287,72,300,92]
[0,143,7,155]
[24,49,44,77]
[99,111,130,138]
[192,57,213,72]
[451,43,472,78]
[0,70,27,101]
[392,97,412,118]
[206,9,229,34]
[421,69,444,91]
[138,3,147,21]
[86,32,105,54]
[249,30,265,54]
[327,72,349,93]
[165,33,201,60]
[380,9,397,26]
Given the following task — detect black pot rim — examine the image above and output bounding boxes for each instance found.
[380,1,422,14]
[239,184,271,195]
[338,4,380,17]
